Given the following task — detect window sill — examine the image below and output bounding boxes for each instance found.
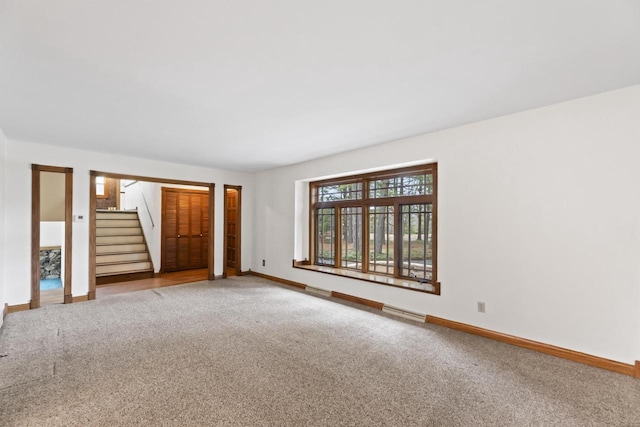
[292,260,440,295]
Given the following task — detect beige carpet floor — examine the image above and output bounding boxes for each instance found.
[1,276,639,426]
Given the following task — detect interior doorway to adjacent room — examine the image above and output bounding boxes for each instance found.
[31,165,73,308]
[89,171,214,300]
[224,185,242,277]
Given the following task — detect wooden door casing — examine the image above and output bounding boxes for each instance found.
[226,189,238,270]
[223,185,242,277]
[162,188,209,272]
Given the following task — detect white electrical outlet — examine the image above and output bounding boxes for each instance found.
[477,302,486,313]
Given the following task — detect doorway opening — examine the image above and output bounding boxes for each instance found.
[224,185,242,277]
[31,165,73,308]
[89,171,214,300]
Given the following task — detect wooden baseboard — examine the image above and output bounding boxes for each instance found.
[331,291,384,310]
[426,315,637,377]
[72,295,89,303]
[88,291,96,300]
[248,271,638,379]
[7,303,31,314]
[248,270,306,289]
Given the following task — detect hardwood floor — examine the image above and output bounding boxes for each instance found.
[41,288,64,306]
[96,268,209,298]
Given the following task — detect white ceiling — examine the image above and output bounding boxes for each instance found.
[0,1,639,172]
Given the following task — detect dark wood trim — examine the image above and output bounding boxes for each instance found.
[293,262,440,295]
[89,174,97,300]
[32,165,74,307]
[32,165,73,174]
[249,270,638,379]
[248,270,306,289]
[64,170,73,304]
[223,185,242,278]
[308,162,439,293]
[72,295,89,303]
[31,166,40,309]
[331,291,384,310]
[208,184,215,281]
[7,303,30,313]
[431,164,438,290]
[311,163,438,186]
[308,184,315,266]
[426,315,637,378]
[91,171,211,188]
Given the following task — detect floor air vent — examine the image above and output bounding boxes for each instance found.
[305,286,332,298]
[382,305,426,322]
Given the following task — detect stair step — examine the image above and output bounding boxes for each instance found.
[96,219,141,227]
[96,268,154,278]
[96,243,146,254]
[96,235,144,245]
[96,227,142,237]
[96,261,152,275]
[96,252,150,264]
[96,211,138,220]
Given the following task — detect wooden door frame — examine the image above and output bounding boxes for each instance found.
[223,185,242,278]
[89,171,215,300]
[31,164,73,308]
[160,187,210,273]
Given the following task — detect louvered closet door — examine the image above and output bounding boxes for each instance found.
[163,189,209,272]
[164,191,178,271]
[188,193,209,269]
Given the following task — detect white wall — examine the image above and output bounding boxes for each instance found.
[122,181,208,272]
[0,125,7,325]
[4,142,254,304]
[252,85,640,364]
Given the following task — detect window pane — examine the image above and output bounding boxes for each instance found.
[369,174,433,198]
[400,204,433,281]
[341,207,362,270]
[317,182,362,202]
[369,206,394,275]
[96,176,106,196]
[315,208,335,265]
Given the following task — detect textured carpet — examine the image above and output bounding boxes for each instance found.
[1,276,639,426]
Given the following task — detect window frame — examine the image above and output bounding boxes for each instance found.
[307,163,439,294]
[95,176,108,199]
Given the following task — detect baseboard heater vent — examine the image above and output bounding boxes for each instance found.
[382,305,426,322]
[305,286,332,298]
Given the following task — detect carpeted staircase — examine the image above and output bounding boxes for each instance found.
[96,210,154,285]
